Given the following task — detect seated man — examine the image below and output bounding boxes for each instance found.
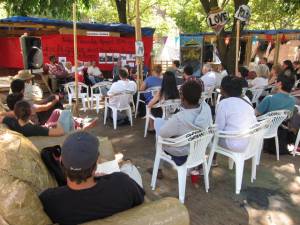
[10,79,63,125]
[200,63,217,91]
[13,70,43,102]
[256,72,296,115]
[182,65,196,82]
[88,61,103,84]
[107,67,137,106]
[216,76,257,152]
[155,80,212,165]
[39,131,144,225]
[2,100,64,137]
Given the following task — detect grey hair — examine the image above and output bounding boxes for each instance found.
[255,64,269,78]
[203,63,212,71]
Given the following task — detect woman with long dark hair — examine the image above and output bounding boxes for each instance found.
[146,71,180,131]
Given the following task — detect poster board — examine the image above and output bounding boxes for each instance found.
[180,35,203,72]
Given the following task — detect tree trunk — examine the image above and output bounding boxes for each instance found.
[199,0,249,75]
[115,0,127,24]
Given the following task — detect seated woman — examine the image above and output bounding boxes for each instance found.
[147,71,180,132]
[155,80,212,165]
[140,64,163,104]
[269,64,283,85]
[250,64,269,89]
[216,76,257,152]
[3,93,97,135]
[2,100,64,137]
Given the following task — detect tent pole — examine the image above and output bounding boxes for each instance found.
[73,2,79,116]
[235,20,241,76]
[135,0,143,90]
[274,34,280,65]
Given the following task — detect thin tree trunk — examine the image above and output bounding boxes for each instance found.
[115,0,127,24]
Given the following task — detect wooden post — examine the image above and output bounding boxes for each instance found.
[245,35,252,66]
[274,34,280,65]
[135,0,143,90]
[73,2,79,116]
[235,20,241,76]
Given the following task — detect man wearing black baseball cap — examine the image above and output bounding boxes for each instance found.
[39,131,144,225]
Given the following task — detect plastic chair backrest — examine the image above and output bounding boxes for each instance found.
[91,83,110,96]
[236,119,269,159]
[160,99,181,119]
[110,92,132,109]
[65,82,88,96]
[249,88,264,104]
[186,126,216,168]
[258,110,290,137]
[158,126,216,168]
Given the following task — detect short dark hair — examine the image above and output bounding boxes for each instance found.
[49,55,56,61]
[153,64,162,74]
[238,66,249,78]
[283,60,294,71]
[10,79,25,94]
[277,72,295,93]
[221,76,242,97]
[181,80,202,105]
[14,100,31,121]
[6,93,23,110]
[184,65,193,76]
[62,162,97,184]
[173,60,180,68]
[119,68,128,79]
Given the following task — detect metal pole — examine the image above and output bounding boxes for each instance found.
[235,20,241,76]
[135,0,143,89]
[73,2,79,116]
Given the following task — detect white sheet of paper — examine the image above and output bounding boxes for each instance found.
[96,160,120,174]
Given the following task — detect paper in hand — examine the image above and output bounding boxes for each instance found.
[96,160,120,175]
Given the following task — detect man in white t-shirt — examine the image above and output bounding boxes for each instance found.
[200,63,217,91]
[216,76,257,152]
[88,61,102,84]
[107,68,137,107]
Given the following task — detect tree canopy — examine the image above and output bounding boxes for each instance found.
[0,0,299,35]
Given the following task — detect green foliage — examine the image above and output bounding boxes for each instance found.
[0,0,90,19]
[0,0,300,35]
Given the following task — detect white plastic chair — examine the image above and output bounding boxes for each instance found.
[207,119,269,194]
[90,83,111,114]
[248,87,265,106]
[144,99,181,137]
[293,129,300,156]
[135,87,160,118]
[103,92,133,130]
[64,82,90,112]
[151,126,216,203]
[257,110,290,161]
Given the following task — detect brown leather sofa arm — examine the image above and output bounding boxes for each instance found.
[82,197,190,225]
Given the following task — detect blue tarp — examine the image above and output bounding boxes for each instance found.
[0,16,155,36]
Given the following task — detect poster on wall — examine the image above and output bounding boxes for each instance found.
[58,57,67,65]
[106,53,113,63]
[99,53,106,64]
[113,53,120,62]
[180,35,203,72]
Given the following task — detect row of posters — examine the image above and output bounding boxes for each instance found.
[98,53,136,64]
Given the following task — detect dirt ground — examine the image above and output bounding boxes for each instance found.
[83,108,300,225]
